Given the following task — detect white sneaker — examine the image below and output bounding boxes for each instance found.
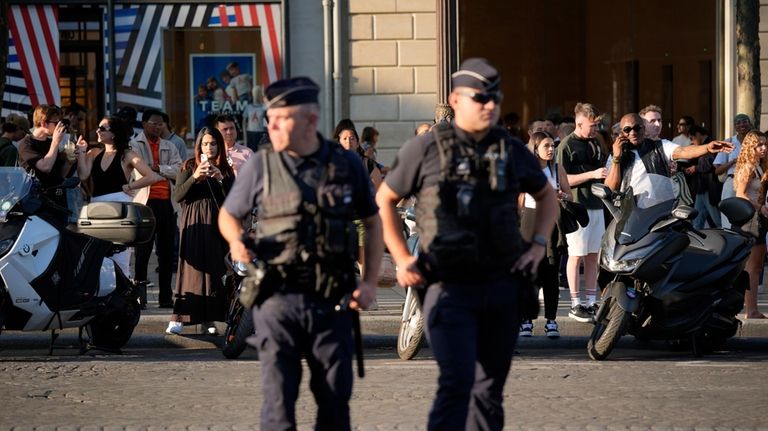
[165,321,182,335]
[204,322,219,336]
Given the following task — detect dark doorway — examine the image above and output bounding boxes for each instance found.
[59,7,104,141]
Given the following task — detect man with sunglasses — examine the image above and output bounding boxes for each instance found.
[605,113,732,200]
[131,109,183,308]
[376,58,557,430]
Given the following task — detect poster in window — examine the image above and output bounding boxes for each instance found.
[190,53,256,133]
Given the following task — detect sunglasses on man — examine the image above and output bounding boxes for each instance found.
[622,125,644,134]
[456,90,503,105]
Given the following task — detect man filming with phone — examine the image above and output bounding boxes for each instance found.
[605,113,733,202]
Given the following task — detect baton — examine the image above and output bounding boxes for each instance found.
[337,295,365,378]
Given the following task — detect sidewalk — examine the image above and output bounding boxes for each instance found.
[134,252,768,342]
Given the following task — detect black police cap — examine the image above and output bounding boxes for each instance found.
[451,58,500,91]
[264,77,320,108]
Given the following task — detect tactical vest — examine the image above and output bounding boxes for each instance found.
[254,141,358,298]
[416,123,523,281]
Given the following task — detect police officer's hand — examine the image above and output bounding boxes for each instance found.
[350,281,376,310]
[396,255,425,288]
[512,244,545,275]
[229,239,255,263]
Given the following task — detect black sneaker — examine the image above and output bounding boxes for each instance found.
[588,303,599,318]
[569,305,593,323]
[519,320,534,337]
[544,320,560,338]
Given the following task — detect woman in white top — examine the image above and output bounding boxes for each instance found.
[519,131,572,338]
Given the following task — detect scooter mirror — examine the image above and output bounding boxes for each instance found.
[591,183,612,200]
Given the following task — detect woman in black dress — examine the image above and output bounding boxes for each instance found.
[166,127,234,335]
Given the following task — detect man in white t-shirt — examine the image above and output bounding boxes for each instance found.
[714,113,752,227]
[605,113,732,203]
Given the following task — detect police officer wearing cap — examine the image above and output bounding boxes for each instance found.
[218,77,383,431]
[377,58,557,430]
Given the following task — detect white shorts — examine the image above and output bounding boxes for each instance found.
[565,208,605,256]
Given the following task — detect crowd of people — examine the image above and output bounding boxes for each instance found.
[0,55,765,430]
[0,106,258,336]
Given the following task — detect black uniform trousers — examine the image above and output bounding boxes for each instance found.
[251,291,354,431]
[422,276,521,431]
[134,198,176,306]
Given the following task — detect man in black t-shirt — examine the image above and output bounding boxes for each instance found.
[555,102,608,322]
[377,58,557,430]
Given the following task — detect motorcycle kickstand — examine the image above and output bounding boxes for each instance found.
[77,326,123,356]
[48,329,59,356]
[78,326,90,355]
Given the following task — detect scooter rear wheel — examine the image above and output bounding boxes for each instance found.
[587,298,629,361]
[87,300,141,349]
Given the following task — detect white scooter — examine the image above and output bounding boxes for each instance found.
[0,167,155,353]
[396,205,425,360]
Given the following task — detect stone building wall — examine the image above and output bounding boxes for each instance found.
[348,0,437,164]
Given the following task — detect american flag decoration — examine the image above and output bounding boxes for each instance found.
[106,3,282,113]
[4,5,60,117]
[2,3,282,118]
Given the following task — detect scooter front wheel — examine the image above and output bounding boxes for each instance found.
[587,298,629,360]
[221,305,254,359]
[397,286,425,360]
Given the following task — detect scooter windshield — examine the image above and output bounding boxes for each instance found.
[615,175,677,245]
[0,167,33,221]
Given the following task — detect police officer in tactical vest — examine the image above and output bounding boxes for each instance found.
[218,77,383,431]
[377,58,558,430]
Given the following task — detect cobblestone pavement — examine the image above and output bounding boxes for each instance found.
[1,342,767,430]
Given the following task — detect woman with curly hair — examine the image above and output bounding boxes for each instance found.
[733,129,768,319]
[166,127,235,335]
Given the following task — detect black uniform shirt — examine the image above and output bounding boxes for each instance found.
[385,125,548,200]
[223,135,378,221]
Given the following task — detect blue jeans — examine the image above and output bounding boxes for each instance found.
[694,192,721,229]
[423,277,521,431]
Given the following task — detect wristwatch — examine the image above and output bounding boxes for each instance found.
[532,233,547,247]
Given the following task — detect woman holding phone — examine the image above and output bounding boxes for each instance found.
[166,127,234,335]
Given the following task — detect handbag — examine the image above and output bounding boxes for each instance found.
[558,199,589,234]
[554,163,589,234]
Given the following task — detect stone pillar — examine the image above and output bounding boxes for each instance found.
[435,0,457,119]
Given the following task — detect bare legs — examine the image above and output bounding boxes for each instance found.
[744,244,767,319]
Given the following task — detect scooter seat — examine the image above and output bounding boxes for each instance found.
[673,230,747,279]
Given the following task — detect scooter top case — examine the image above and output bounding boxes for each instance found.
[77,202,155,246]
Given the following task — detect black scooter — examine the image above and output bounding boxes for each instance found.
[589,182,754,360]
[221,255,256,359]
